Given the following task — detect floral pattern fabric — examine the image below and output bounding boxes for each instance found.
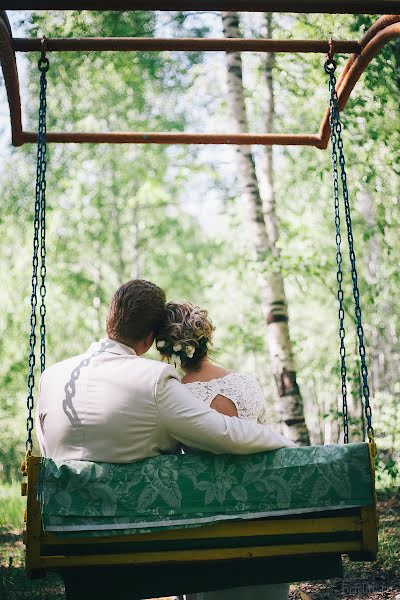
[39,443,373,537]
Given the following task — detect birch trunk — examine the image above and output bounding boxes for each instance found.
[358,187,381,396]
[222,12,309,445]
[111,167,128,285]
[395,36,400,93]
[131,197,141,280]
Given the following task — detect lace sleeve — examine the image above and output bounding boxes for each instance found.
[185,379,219,408]
[185,373,268,424]
[257,401,269,425]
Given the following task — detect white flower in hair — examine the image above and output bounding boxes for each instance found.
[156,340,166,349]
[173,343,182,352]
[185,345,195,358]
[171,353,181,369]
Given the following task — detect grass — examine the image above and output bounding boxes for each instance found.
[0,482,64,599]
[289,488,400,599]
[0,484,399,599]
[0,483,25,532]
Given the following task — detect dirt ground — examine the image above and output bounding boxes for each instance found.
[1,494,399,600]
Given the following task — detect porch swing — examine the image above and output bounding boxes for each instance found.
[20,43,378,598]
[2,6,398,599]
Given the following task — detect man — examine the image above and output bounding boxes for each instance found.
[36,279,295,461]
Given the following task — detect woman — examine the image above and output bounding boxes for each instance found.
[156,301,290,600]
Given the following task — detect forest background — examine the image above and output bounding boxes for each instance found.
[0,10,399,490]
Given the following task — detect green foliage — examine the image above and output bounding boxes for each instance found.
[0,484,25,531]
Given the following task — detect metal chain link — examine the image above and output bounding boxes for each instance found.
[335,108,374,445]
[325,57,374,446]
[25,54,49,453]
[325,58,349,444]
[39,58,48,375]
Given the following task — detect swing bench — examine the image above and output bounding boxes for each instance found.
[2,5,398,597]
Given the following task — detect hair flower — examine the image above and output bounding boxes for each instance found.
[173,343,182,352]
[185,345,195,359]
[171,353,181,369]
[156,340,166,349]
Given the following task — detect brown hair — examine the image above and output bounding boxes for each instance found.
[106,280,166,344]
[156,301,215,370]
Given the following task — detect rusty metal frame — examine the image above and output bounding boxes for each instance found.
[13,38,361,54]
[1,11,399,148]
[2,1,400,13]
[0,11,23,146]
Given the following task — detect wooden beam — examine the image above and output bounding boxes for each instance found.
[2,1,400,13]
[13,37,361,54]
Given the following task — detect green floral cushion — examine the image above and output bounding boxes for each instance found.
[39,443,373,537]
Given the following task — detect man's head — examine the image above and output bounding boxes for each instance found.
[106,280,166,355]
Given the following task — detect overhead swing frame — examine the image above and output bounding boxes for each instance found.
[1,4,395,594]
[0,11,400,147]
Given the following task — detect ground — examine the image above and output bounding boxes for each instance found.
[0,491,399,600]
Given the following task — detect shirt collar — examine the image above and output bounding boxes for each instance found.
[87,338,137,357]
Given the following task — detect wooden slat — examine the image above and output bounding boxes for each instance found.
[25,456,43,576]
[359,444,378,559]
[41,513,363,547]
[40,540,363,569]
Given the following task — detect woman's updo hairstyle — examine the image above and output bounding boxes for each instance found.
[156,301,215,370]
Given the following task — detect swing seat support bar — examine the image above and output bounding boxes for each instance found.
[1,11,399,149]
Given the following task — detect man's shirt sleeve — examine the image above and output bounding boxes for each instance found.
[154,365,296,454]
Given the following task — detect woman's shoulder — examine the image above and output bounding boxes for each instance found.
[219,371,262,387]
[181,365,231,384]
[183,370,261,387]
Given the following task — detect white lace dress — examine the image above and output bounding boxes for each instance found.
[185,372,268,424]
[184,372,289,600]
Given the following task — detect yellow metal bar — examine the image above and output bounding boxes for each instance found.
[40,540,363,569]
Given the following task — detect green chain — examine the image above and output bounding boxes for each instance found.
[325,57,374,448]
[26,53,49,454]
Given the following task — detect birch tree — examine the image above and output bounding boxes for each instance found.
[222,11,310,445]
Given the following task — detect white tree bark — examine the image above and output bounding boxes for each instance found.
[222,11,309,445]
[358,187,380,397]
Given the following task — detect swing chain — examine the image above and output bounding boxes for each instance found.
[325,57,375,449]
[325,57,349,444]
[39,44,48,375]
[25,51,49,455]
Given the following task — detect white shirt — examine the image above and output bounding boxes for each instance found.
[35,338,295,462]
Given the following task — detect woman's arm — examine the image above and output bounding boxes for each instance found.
[156,368,296,453]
